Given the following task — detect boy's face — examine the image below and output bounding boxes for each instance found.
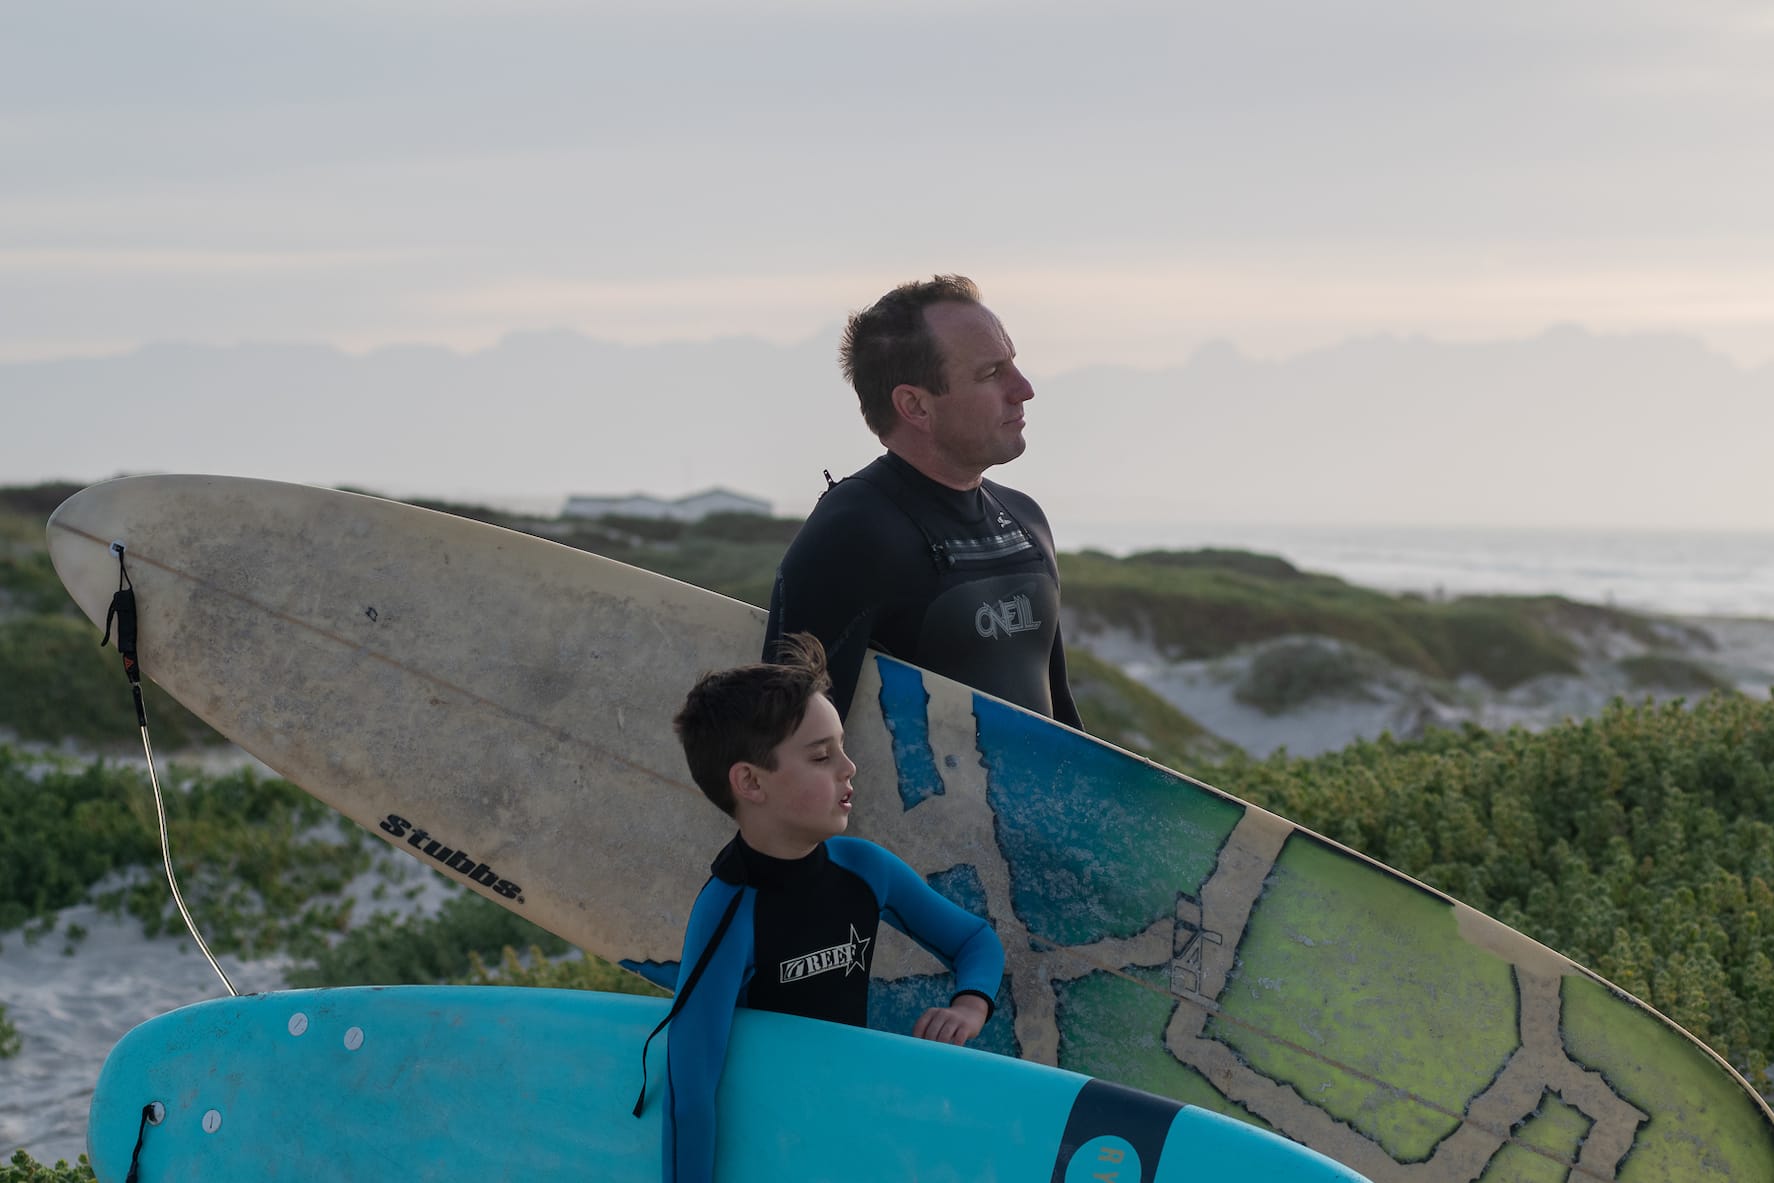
[739,693,856,856]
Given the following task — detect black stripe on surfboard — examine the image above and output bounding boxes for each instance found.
[1049,1078,1182,1183]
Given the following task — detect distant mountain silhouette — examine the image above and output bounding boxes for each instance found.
[7,326,1769,529]
[1025,327,1772,529]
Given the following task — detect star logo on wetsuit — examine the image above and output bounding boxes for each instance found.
[843,925,872,976]
[996,511,1013,528]
[778,925,873,984]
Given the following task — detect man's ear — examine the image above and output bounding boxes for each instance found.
[890,383,933,434]
[729,761,765,807]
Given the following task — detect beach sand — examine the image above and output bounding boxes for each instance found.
[1,904,289,1166]
[1072,614,1774,760]
[1,821,459,1166]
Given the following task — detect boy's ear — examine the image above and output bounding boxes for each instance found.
[729,761,765,807]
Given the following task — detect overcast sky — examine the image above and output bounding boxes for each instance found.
[6,1,1774,529]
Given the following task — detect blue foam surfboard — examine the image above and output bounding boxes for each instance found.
[86,986,1368,1182]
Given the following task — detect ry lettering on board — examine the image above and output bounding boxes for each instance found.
[1059,1134,1143,1183]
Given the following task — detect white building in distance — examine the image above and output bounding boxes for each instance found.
[562,488,772,522]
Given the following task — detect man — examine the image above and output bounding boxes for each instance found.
[762,275,1082,728]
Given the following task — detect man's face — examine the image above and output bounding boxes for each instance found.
[922,301,1034,476]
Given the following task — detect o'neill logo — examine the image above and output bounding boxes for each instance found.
[976,593,1041,639]
[780,925,871,983]
[379,814,523,901]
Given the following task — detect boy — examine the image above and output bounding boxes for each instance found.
[647,634,1004,1183]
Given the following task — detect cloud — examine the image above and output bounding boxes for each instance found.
[5,1,1773,368]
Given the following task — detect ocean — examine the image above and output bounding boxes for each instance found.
[1061,521,1774,621]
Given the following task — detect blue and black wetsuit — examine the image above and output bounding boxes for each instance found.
[764,452,1082,728]
[660,834,1003,1183]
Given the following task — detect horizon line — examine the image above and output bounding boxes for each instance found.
[3,320,1768,376]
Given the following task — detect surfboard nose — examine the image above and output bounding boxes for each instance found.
[45,479,123,633]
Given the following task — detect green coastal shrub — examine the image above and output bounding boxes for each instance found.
[0,615,220,748]
[685,512,801,547]
[461,944,668,995]
[0,752,160,931]
[284,887,656,997]
[286,891,571,988]
[1206,690,1774,1084]
[629,538,784,608]
[0,752,369,951]
[110,769,373,959]
[1618,653,1735,695]
[1234,639,1378,715]
[0,743,652,990]
[0,550,72,618]
[1126,548,1310,581]
[0,483,84,524]
[1058,551,1683,691]
[0,1151,93,1183]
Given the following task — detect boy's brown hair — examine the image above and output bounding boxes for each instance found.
[673,633,832,816]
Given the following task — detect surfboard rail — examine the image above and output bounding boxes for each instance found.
[87,986,1371,1183]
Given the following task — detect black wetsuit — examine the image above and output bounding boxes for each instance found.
[763,452,1082,727]
[660,835,1003,1183]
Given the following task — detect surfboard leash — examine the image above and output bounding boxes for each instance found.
[100,542,239,998]
[121,1101,165,1183]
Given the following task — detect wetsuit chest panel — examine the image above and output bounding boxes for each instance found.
[745,865,881,1027]
[915,570,1061,717]
[860,465,1062,716]
[764,453,1072,723]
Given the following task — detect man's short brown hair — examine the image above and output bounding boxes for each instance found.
[840,274,981,438]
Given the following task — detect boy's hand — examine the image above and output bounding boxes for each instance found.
[912,994,990,1046]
